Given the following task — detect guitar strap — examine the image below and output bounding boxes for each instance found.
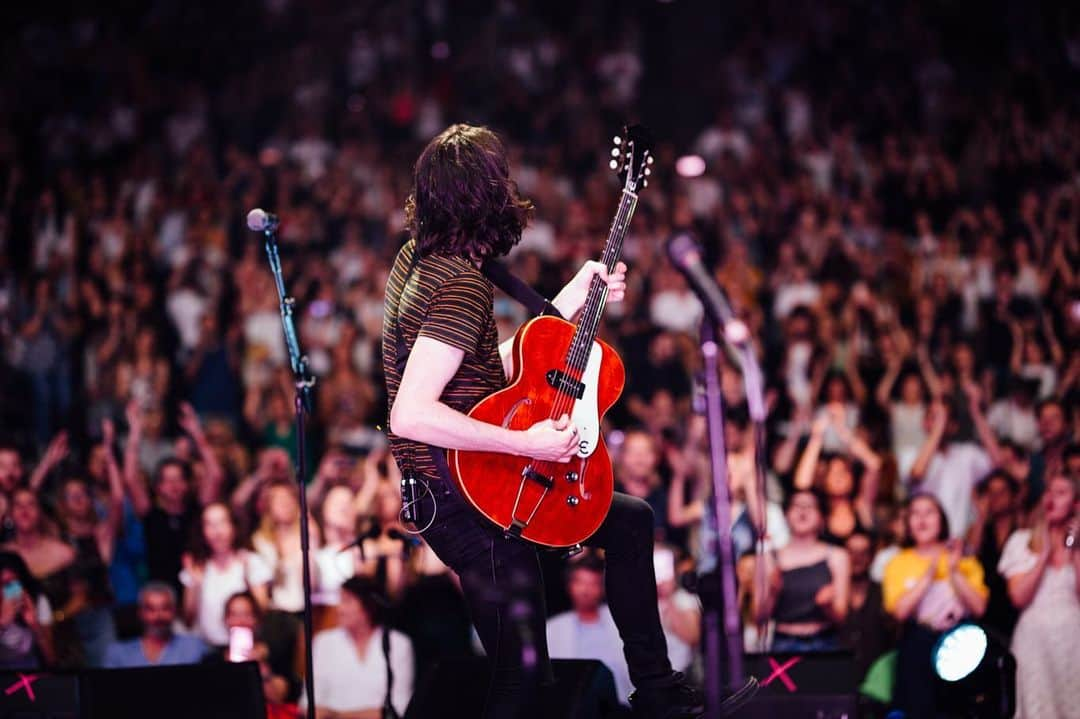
[391,247,561,493]
[480,259,565,320]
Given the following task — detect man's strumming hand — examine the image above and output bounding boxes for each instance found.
[519,414,580,463]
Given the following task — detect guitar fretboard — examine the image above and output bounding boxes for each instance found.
[564,188,638,373]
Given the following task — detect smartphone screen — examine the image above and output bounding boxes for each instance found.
[2,580,22,601]
[228,626,254,663]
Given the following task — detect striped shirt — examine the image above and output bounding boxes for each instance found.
[382,239,506,479]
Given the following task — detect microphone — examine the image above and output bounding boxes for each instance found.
[338,523,382,559]
[338,524,415,560]
[246,208,280,233]
[666,233,750,345]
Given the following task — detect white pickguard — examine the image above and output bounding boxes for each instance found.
[571,342,603,458]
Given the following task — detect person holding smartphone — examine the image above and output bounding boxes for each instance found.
[206,591,302,714]
[0,551,52,669]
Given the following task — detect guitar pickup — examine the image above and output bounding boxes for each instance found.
[546,369,584,399]
[522,466,554,489]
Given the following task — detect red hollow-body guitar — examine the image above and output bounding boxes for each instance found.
[447,126,653,548]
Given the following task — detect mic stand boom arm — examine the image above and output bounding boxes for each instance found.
[259,225,318,719]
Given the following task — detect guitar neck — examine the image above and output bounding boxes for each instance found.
[565,188,638,372]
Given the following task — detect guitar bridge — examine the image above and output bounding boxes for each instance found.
[522,466,554,489]
[546,369,584,399]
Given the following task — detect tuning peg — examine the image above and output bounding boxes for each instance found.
[646,155,654,165]
[643,178,649,188]
[609,159,619,170]
[644,168,651,176]
[611,147,620,157]
[613,136,622,145]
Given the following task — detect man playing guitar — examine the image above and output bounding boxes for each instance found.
[384,124,704,719]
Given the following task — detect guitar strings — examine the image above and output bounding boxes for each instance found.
[561,190,635,379]
[546,185,637,433]
[562,188,634,373]
[550,192,633,420]
[556,185,635,404]
[578,193,635,353]
[564,142,643,373]
[530,149,643,498]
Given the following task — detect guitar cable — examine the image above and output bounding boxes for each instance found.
[399,474,438,534]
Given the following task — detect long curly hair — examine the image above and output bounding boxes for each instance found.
[404,124,534,261]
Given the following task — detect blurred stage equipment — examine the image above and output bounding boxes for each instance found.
[741,651,857,719]
[248,207,318,719]
[932,623,1016,719]
[1,662,265,719]
[667,232,764,717]
[404,658,620,719]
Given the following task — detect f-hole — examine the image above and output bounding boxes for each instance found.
[501,397,533,428]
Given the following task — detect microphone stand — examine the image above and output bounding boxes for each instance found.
[697,319,744,716]
[258,224,318,719]
[733,338,770,651]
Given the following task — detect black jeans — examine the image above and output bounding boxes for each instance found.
[416,481,673,718]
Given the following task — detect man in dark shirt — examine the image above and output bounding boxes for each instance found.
[385,124,704,719]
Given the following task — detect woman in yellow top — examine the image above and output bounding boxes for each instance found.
[883,493,988,718]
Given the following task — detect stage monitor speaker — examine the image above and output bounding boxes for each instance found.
[79,661,266,719]
[742,650,857,719]
[405,657,625,719]
[0,671,79,719]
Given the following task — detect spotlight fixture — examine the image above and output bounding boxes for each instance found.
[933,623,988,682]
[931,623,1015,719]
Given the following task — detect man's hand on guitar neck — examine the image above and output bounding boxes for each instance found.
[551,260,627,320]
[520,414,580,463]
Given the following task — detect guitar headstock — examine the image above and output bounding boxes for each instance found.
[609,124,654,193]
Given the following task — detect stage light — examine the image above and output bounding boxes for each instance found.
[931,623,1015,719]
[676,155,706,178]
[933,623,987,682]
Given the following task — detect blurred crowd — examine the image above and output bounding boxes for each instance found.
[1,1,1079,717]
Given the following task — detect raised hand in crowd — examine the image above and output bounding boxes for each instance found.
[178,402,225,505]
[28,431,69,492]
[123,399,152,517]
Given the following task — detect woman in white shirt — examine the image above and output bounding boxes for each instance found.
[313,484,361,610]
[998,473,1080,719]
[308,576,413,717]
[180,502,271,646]
[252,481,316,613]
[876,356,931,481]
